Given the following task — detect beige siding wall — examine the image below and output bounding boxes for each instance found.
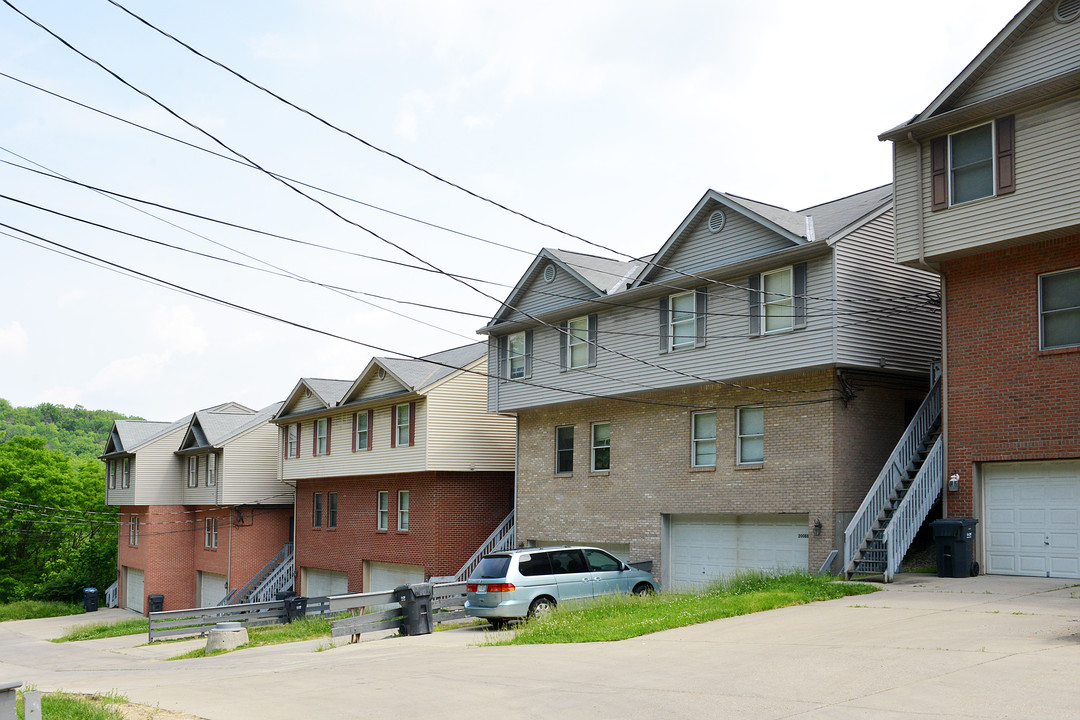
[425,361,516,472]
[834,210,941,373]
[358,373,408,400]
[281,401,427,481]
[958,8,1080,106]
[221,422,293,505]
[181,452,220,505]
[291,393,328,414]
[895,94,1080,263]
[106,456,136,506]
[129,427,186,505]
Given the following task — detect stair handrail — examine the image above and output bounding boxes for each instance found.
[844,379,941,574]
[248,549,296,603]
[220,542,293,605]
[454,510,515,582]
[104,580,119,608]
[883,436,944,581]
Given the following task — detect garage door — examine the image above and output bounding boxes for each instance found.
[668,514,808,590]
[301,568,349,597]
[198,571,227,607]
[124,567,144,613]
[364,561,425,593]
[984,461,1080,579]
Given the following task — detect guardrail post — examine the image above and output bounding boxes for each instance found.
[24,690,41,720]
[0,682,21,720]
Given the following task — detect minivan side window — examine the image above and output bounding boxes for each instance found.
[517,552,554,577]
[548,549,589,574]
[583,549,622,572]
[473,556,511,579]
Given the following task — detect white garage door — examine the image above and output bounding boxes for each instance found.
[198,571,228,608]
[302,568,349,597]
[124,567,144,613]
[365,561,425,593]
[668,514,809,590]
[984,461,1080,579]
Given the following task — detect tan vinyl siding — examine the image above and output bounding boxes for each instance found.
[896,95,1080,264]
[357,373,409,400]
[425,360,516,472]
[292,393,328,414]
[834,210,941,373]
[502,265,597,323]
[281,402,427,481]
[128,427,186,505]
[219,422,292,505]
[956,8,1080,107]
[106,456,136,506]
[181,452,219,506]
[648,208,797,285]
[491,255,837,413]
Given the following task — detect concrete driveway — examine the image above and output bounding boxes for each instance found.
[2,575,1078,719]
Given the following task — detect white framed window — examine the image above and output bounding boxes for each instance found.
[316,418,329,456]
[737,406,764,465]
[395,404,410,447]
[591,422,610,472]
[670,291,696,350]
[187,456,198,488]
[129,515,139,546]
[398,490,410,531]
[377,490,389,531]
[555,425,574,474]
[949,122,994,205]
[205,517,218,549]
[107,460,116,489]
[1040,267,1080,350]
[121,458,130,489]
[355,411,369,451]
[692,411,717,468]
[568,316,590,369]
[312,493,322,528]
[206,454,216,486]
[507,331,527,379]
[762,268,793,333]
[327,492,338,529]
[286,423,299,458]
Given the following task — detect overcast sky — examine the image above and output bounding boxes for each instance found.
[0,0,1023,421]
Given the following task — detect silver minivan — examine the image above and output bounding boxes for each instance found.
[464,546,659,627]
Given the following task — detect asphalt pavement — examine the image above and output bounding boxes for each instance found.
[2,574,1078,719]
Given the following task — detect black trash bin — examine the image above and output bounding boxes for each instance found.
[83,587,99,613]
[275,590,296,601]
[283,595,307,623]
[394,583,434,636]
[931,518,979,578]
[147,594,164,613]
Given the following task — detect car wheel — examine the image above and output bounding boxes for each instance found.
[528,596,556,618]
[632,583,654,597]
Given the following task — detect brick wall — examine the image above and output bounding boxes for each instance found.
[515,369,924,581]
[294,471,513,592]
[942,235,1080,516]
[118,505,196,613]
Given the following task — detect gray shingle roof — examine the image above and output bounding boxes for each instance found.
[303,379,353,407]
[721,194,808,238]
[106,414,191,457]
[800,184,893,239]
[547,249,647,295]
[187,401,283,449]
[378,342,486,391]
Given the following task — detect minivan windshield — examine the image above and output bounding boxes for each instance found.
[472,555,511,579]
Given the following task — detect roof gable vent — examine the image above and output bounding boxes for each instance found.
[378,368,386,380]
[707,209,726,234]
[543,264,557,283]
[1056,0,1080,22]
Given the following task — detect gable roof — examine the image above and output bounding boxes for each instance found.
[178,402,283,452]
[341,342,487,406]
[277,377,352,418]
[799,185,895,240]
[101,415,190,458]
[879,1,1065,141]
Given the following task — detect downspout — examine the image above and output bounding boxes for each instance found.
[513,414,519,548]
[908,131,947,517]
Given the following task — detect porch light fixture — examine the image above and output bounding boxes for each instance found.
[947,473,960,492]
[813,519,822,536]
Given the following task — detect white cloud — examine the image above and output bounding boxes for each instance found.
[152,306,208,356]
[33,385,82,408]
[0,321,28,355]
[88,353,171,392]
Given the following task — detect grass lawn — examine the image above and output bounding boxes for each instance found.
[496,573,878,645]
[0,601,84,622]
[168,616,333,659]
[52,618,149,643]
[16,691,126,720]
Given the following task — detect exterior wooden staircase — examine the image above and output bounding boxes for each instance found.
[844,380,943,581]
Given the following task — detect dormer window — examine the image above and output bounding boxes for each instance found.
[207,454,216,487]
[187,456,198,488]
[931,116,1015,210]
[286,423,299,459]
[121,458,130,489]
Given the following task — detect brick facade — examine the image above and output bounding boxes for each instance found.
[294,471,513,593]
[515,369,926,581]
[942,235,1080,517]
[118,504,292,614]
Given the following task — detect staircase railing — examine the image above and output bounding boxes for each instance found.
[844,379,941,575]
[454,511,515,582]
[248,549,296,603]
[104,580,119,608]
[883,436,943,581]
[219,542,293,605]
